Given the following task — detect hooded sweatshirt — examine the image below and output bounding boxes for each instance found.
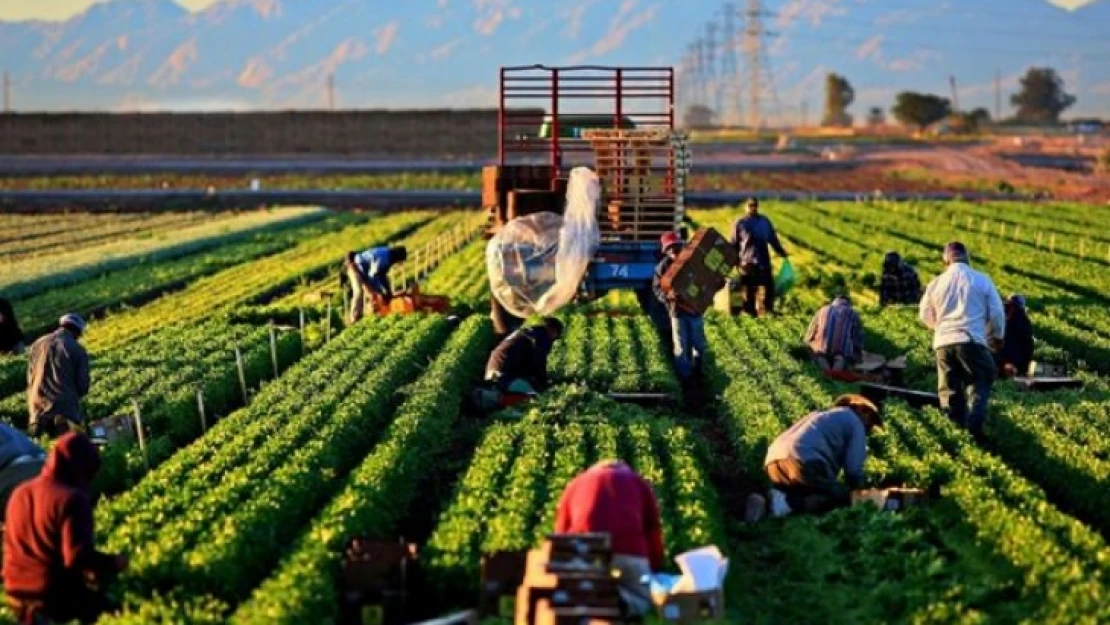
[3,433,118,599]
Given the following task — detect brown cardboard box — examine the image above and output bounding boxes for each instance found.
[655,589,726,623]
[507,190,563,221]
[661,228,740,315]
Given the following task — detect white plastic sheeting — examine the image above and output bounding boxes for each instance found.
[486,167,601,318]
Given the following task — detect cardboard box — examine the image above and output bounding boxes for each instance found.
[507,190,563,221]
[655,589,726,623]
[851,487,929,512]
[661,228,740,315]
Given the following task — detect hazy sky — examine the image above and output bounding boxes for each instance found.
[0,0,221,21]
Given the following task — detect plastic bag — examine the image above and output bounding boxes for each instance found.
[486,167,601,318]
[775,258,796,296]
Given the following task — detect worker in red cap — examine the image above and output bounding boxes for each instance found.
[3,432,128,624]
[555,460,664,617]
[651,231,709,380]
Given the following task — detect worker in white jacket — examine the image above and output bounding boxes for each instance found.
[919,241,1005,443]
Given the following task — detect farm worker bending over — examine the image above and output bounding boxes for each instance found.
[994,294,1034,379]
[730,198,788,317]
[484,317,564,396]
[344,245,408,322]
[804,294,864,372]
[4,433,129,624]
[0,296,26,355]
[555,460,664,617]
[652,231,709,380]
[919,241,1005,444]
[27,314,90,439]
[879,251,922,306]
[746,394,883,521]
[0,424,46,523]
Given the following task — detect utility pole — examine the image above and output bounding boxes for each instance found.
[744,0,762,128]
[801,100,808,128]
[720,3,741,126]
[327,73,336,110]
[2,71,9,113]
[705,21,718,123]
[994,68,1001,120]
[694,37,707,110]
[949,75,960,112]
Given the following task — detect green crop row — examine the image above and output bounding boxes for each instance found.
[98,314,452,620]
[0,212,208,257]
[1,207,329,300]
[421,238,490,311]
[548,314,680,395]
[229,316,494,624]
[83,211,432,351]
[422,385,726,603]
[0,357,22,397]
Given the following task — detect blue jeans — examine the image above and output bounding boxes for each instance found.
[671,315,708,379]
[936,342,996,434]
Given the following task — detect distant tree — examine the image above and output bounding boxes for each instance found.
[969,107,991,125]
[866,106,886,127]
[822,73,855,127]
[1011,67,1076,123]
[684,105,715,128]
[892,92,952,131]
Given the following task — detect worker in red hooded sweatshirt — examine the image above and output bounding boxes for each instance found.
[3,433,128,624]
[555,460,664,617]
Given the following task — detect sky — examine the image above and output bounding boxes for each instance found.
[0,0,1108,120]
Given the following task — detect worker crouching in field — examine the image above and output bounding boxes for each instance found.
[804,294,864,372]
[344,245,408,323]
[4,433,129,624]
[730,198,789,316]
[0,296,26,355]
[484,317,564,398]
[555,461,664,617]
[919,242,1005,444]
[745,395,882,522]
[0,424,46,523]
[652,232,708,380]
[27,314,90,438]
[994,294,1034,379]
[879,251,922,307]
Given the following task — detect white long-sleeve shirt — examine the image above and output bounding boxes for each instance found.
[919,263,1005,349]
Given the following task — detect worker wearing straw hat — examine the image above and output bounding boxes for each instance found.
[746,394,883,521]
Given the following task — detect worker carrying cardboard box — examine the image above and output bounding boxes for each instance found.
[919,241,1005,445]
[27,314,90,439]
[3,433,129,624]
[555,460,665,618]
[730,198,789,316]
[344,245,408,323]
[652,231,709,380]
[745,394,883,521]
[804,294,865,372]
[879,251,922,307]
[993,294,1034,379]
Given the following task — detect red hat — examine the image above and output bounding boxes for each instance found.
[660,231,682,251]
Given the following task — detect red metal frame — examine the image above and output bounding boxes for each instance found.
[497,65,675,172]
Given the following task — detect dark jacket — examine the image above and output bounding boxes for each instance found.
[485,327,555,391]
[27,328,90,427]
[879,253,922,306]
[730,214,786,268]
[3,434,119,600]
[0,297,24,354]
[1000,308,1034,375]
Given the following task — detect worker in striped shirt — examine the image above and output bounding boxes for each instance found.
[804,294,864,372]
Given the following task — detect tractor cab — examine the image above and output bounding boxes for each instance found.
[482,65,691,321]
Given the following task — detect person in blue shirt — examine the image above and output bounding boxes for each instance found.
[344,246,408,322]
[730,198,788,316]
[652,231,709,380]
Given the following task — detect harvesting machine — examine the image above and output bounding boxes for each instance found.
[482,65,691,331]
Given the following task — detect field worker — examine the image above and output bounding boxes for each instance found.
[555,460,664,617]
[804,294,864,372]
[746,394,882,521]
[652,231,709,380]
[879,251,922,307]
[27,314,90,438]
[0,297,26,355]
[344,245,408,322]
[4,433,129,624]
[730,198,788,317]
[995,294,1034,379]
[484,317,564,396]
[0,424,46,522]
[919,241,1005,444]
